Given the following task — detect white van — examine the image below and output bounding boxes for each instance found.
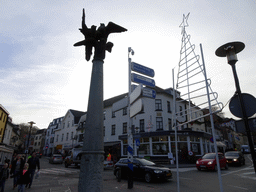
[241,145,250,154]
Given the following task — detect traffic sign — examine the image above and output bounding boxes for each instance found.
[131,73,155,87]
[112,97,128,112]
[130,84,142,104]
[130,98,143,118]
[135,139,140,147]
[142,88,156,99]
[131,62,155,77]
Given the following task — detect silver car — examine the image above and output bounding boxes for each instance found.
[49,154,63,164]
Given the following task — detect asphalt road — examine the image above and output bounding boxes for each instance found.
[3,154,256,192]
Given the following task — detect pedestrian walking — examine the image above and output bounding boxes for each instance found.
[26,152,40,189]
[11,163,30,192]
[10,154,25,190]
[0,163,9,192]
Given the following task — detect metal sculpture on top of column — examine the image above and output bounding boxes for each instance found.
[74,9,127,192]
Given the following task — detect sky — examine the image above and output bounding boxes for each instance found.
[1,0,256,129]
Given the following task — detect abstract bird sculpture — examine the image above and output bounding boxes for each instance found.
[74,9,127,61]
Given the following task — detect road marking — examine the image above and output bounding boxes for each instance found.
[179,177,193,180]
[227,185,248,190]
[221,166,253,176]
[40,168,79,175]
[171,167,197,172]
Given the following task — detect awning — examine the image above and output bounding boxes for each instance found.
[104,141,120,147]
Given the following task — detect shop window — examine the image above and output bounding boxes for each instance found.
[152,143,169,155]
[179,136,187,141]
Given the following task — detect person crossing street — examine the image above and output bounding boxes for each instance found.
[26,152,40,189]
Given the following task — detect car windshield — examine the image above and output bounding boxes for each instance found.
[202,154,216,159]
[138,159,156,166]
[226,152,239,156]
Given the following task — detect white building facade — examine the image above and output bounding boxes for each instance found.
[76,86,213,163]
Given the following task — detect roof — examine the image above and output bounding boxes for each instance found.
[69,109,86,124]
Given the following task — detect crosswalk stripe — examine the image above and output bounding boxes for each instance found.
[39,168,80,175]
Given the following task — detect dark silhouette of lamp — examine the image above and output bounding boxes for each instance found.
[215,41,256,173]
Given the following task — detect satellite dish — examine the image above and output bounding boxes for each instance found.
[229,93,256,118]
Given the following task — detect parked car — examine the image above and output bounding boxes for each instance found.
[225,151,245,166]
[49,154,63,164]
[113,158,172,183]
[104,160,113,169]
[196,153,228,171]
[64,148,83,168]
[36,152,42,158]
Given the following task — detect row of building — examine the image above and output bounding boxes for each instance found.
[1,86,252,164]
[43,86,250,163]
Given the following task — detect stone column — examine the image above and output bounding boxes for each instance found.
[78,59,104,192]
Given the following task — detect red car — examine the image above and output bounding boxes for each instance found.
[196,153,228,171]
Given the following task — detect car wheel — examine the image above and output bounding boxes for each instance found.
[214,165,217,172]
[225,163,228,170]
[116,170,121,180]
[145,172,152,183]
[65,162,69,168]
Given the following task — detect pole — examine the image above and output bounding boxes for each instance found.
[172,68,180,192]
[27,121,35,154]
[127,48,134,189]
[200,44,224,192]
[78,59,104,192]
[230,64,256,173]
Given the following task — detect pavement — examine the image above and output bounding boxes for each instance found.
[3,162,195,192]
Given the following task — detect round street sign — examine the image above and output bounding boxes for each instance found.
[229,93,256,118]
[210,137,214,143]
[188,151,194,156]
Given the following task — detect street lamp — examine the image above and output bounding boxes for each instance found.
[26,121,35,154]
[215,41,256,173]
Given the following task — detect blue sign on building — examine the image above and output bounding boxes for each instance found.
[131,73,155,87]
[131,62,155,77]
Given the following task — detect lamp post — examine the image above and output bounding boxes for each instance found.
[215,41,256,173]
[27,121,35,154]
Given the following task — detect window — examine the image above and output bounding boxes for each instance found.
[155,99,162,111]
[71,132,73,140]
[35,136,38,140]
[56,135,59,142]
[78,134,84,142]
[68,121,70,127]
[156,117,163,130]
[167,101,171,113]
[61,134,64,141]
[123,123,127,134]
[72,120,74,126]
[123,107,127,116]
[112,112,116,118]
[66,133,69,141]
[34,142,37,146]
[111,125,116,135]
[168,118,172,130]
[38,142,40,146]
[63,123,65,129]
[179,106,183,116]
[103,126,105,136]
[140,119,145,132]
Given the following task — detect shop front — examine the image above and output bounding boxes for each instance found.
[119,130,213,164]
